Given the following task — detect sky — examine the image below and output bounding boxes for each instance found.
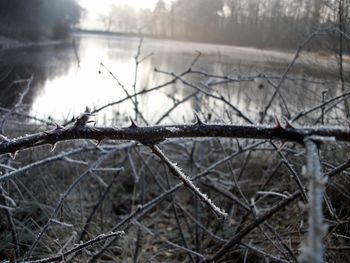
[78,0,162,29]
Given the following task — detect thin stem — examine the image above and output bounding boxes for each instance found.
[149,145,227,218]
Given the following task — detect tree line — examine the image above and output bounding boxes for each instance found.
[0,0,81,41]
[104,0,350,50]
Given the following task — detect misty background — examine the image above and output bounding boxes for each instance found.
[0,0,349,50]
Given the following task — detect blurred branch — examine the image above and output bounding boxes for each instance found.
[299,138,327,263]
[0,75,33,134]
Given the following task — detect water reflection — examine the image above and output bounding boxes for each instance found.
[0,34,345,125]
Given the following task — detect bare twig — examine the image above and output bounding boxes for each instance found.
[272,144,308,201]
[259,30,324,123]
[291,90,350,122]
[27,231,124,263]
[0,147,90,182]
[206,190,301,262]
[78,164,125,242]
[100,62,149,125]
[0,185,20,258]
[155,69,254,124]
[27,148,124,258]
[0,75,33,134]
[149,145,227,218]
[88,142,263,262]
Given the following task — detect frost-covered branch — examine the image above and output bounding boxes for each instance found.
[26,231,124,263]
[299,138,328,263]
[149,145,227,218]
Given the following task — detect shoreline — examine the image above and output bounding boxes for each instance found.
[0,35,69,51]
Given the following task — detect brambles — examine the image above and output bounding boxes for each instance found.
[0,30,349,263]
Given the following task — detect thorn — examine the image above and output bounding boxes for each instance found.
[274,116,283,129]
[95,138,104,146]
[54,123,64,130]
[193,111,204,125]
[207,113,212,121]
[235,138,242,152]
[283,117,295,129]
[50,142,57,152]
[129,117,138,128]
[10,151,18,160]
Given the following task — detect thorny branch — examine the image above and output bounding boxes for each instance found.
[0,120,349,166]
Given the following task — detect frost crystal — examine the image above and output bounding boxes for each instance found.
[153,145,227,218]
[166,127,181,133]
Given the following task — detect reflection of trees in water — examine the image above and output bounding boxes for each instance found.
[0,42,77,109]
[101,37,346,123]
[161,61,344,124]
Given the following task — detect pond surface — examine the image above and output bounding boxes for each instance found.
[0,33,346,125]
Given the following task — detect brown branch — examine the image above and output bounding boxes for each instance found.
[0,122,349,169]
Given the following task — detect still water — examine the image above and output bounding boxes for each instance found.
[0,33,344,125]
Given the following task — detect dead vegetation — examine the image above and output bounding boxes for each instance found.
[0,32,350,263]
